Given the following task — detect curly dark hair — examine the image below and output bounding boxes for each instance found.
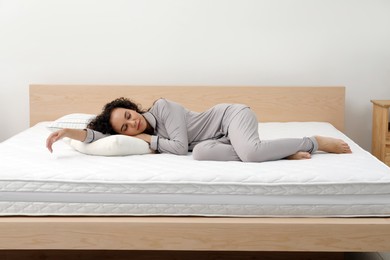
[87,97,147,135]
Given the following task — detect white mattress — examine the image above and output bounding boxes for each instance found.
[1,122,390,217]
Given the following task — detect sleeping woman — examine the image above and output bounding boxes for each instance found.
[46,97,352,162]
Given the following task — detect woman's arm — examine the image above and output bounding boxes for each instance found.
[151,99,189,155]
[134,133,152,144]
[46,128,87,153]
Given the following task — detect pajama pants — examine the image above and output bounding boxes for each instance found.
[192,108,318,162]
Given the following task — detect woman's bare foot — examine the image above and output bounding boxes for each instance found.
[315,136,352,154]
[287,151,311,160]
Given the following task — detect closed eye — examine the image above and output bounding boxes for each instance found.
[121,124,127,132]
[121,111,131,132]
[125,111,131,120]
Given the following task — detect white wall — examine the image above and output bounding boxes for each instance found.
[1,0,389,151]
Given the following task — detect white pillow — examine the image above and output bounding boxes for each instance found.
[69,135,152,156]
[47,113,96,132]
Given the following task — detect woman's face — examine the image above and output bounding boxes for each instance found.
[110,108,147,136]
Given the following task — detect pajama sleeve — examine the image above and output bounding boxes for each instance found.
[83,128,109,143]
[153,99,189,155]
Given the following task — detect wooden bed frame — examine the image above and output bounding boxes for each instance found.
[1,85,389,259]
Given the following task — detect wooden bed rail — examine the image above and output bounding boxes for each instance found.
[1,217,389,251]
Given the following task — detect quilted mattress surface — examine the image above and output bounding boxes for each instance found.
[1,122,390,216]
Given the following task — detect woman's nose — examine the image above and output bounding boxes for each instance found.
[129,119,136,128]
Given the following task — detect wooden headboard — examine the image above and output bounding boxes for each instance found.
[29,85,345,131]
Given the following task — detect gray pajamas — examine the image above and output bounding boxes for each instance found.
[86,98,318,162]
[192,108,318,162]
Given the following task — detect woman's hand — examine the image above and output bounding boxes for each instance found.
[46,128,87,153]
[133,133,151,144]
